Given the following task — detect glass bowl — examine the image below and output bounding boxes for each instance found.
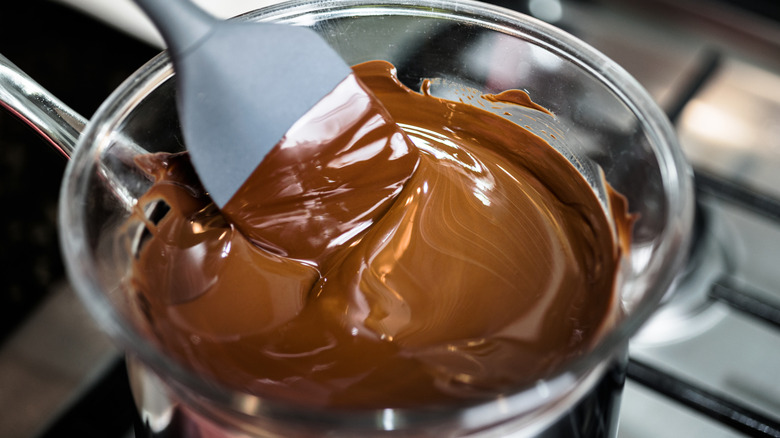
[58,0,694,436]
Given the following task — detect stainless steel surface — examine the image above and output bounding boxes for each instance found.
[1,0,779,437]
[680,58,780,199]
[562,1,780,436]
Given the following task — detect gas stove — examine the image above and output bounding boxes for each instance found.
[0,0,778,437]
[558,1,780,436]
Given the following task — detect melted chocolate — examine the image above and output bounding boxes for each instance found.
[222,74,420,267]
[128,60,630,409]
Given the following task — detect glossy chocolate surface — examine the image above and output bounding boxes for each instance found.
[127,60,629,409]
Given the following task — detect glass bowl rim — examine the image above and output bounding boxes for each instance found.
[58,0,694,431]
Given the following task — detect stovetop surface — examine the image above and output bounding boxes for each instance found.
[1,0,779,437]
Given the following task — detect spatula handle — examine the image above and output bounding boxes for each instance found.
[132,0,216,56]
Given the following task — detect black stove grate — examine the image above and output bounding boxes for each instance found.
[622,38,780,438]
[627,359,780,438]
[709,281,780,331]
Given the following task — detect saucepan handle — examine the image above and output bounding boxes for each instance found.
[0,53,86,159]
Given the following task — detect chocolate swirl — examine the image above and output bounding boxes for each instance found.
[127,60,629,409]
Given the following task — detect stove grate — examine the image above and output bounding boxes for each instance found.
[624,35,780,438]
[627,359,780,438]
[710,280,780,330]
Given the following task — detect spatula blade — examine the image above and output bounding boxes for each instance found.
[178,22,352,208]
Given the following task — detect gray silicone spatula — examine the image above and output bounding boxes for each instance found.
[133,0,355,208]
[132,0,419,261]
